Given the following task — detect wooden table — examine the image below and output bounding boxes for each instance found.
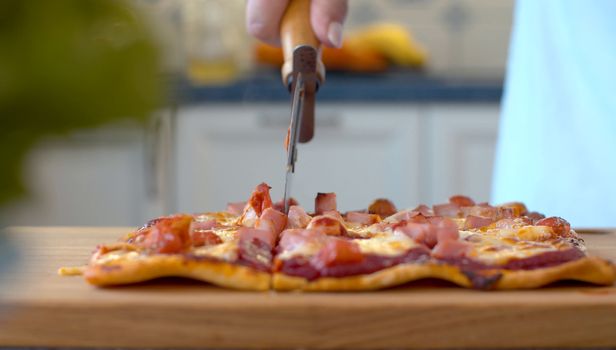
[1,226,615,349]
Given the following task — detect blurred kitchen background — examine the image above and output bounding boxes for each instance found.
[0,0,514,226]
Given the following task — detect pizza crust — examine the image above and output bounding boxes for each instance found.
[273,257,616,291]
[84,255,270,291]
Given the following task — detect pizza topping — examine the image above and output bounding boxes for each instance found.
[464,215,494,230]
[191,230,223,247]
[226,202,246,216]
[139,214,193,254]
[368,198,397,218]
[190,219,217,231]
[239,183,273,227]
[432,239,471,259]
[256,207,287,236]
[307,215,346,236]
[307,215,347,236]
[535,216,571,236]
[449,195,475,207]
[394,222,437,247]
[461,205,499,219]
[315,192,337,215]
[434,217,460,242]
[499,202,528,216]
[412,204,433,217]
[312,239,364,268]
[286,205,312,229]
[345,211,381,225]
[433,202,461,217]
[237,227,276,271]
[525,211,546,222]
[273,197,299,212]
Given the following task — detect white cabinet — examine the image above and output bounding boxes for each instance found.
[423,104,500,204]
[174,104,422,212]
[174,103,500,213]
[0,124,160,226]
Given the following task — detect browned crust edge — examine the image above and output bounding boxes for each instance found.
[272,257,616,291]
[83,255,270,291]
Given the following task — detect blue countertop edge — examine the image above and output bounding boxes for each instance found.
[171,70,504,104]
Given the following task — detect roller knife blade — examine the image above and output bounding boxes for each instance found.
[283,73,305,214]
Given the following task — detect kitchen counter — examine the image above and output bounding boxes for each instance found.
[172,70,503,104]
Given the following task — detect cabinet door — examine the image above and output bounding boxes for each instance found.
[0,126,149,226]
[423,104,499,204]
[175,103,422,212]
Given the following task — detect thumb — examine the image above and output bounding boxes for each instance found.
[310,0,348,48]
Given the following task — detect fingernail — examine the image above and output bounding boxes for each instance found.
[327,22,343,48]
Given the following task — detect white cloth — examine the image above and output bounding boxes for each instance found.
[492,0,616,227]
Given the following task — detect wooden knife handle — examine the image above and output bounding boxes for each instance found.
[280,0,324,86]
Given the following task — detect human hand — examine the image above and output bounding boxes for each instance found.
[246,0,348,48]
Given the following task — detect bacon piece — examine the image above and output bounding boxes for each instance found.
[191,231,223,247]
[272,198,299,213]
[433,203,461,217]
[535,216,571,236]
[237,227,276,271]
[498,202,528,217]
[449,195,475,207]
[368,198,397,218]
[412,204,433,217]
[239,183,274,227]
[434,217,460,242]
[384,210,418,223]
[464,215,494,230]
[394,222,437,247]
[256,207,287,236]
[190,219,217,231]
[226,202,246,216]
[285,205,311,229]
[141,214,193,254]
[345,211,381,225]
[315,192,337,215]
[238,227,276,248]
[307,215,347,236]
[526,211,546,223]
[432,240,471,259]
[323,210,344,221]
[312,238,364,268]
[278,228,326,252]
[461,205,498,219]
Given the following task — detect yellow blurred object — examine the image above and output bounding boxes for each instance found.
[254,22,427,72]
[345,23,428,68]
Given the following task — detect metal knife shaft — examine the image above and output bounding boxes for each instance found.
[282,74,305,214]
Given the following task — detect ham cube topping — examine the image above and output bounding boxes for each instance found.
[449,195,475,207]
[315,192,337,215]
[307,215,347,236]
[226,202,246,216]
[239,183,273,227]
[286,205,312,229]
[312,238,364,268]
[256,208,287,236]
[432,240,471,259]
[345,211,381,225]
[463,215,494,230]
[368,198,397,218]
[433,202,461,217]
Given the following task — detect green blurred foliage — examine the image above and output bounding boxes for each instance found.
[0,0,163,205]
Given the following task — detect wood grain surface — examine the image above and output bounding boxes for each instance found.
[0,226,615,349]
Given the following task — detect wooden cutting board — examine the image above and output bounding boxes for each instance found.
[1,226,615,349]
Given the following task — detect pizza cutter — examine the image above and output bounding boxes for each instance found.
[281,0,325,214]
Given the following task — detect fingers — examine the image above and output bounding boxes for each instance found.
[310,0,348,48]
[246,0,290,46]
[246,0,348,48]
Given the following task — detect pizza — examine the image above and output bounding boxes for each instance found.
[60,183,616,291]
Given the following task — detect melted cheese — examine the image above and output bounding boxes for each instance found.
[459,225,574,265]
[192,240,238,261]
[355,232,419,257]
